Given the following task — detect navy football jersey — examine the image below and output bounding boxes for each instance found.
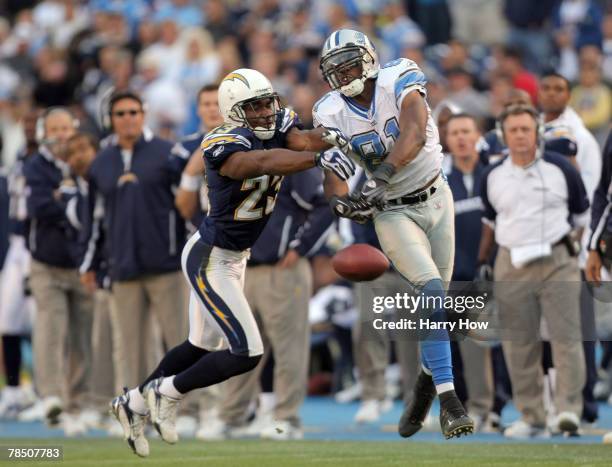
[198,109,301,251]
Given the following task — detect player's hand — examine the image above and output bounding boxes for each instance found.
[315,149,356,181]
[475,263,493,282]
[330,194,374,224]
[80,271,98,294]
[586,250,603,286]
[360,162,396,207]
[321,128,351,154]
[277,249,300,269]
[361,177,388,207]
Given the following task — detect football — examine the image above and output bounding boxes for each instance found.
[332,244,390,282]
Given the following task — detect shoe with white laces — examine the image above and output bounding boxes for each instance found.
[143,378,181,444]
[42,396,63,426]
[555,411,580,435]
[504,419,550,439]
[110,389,150,457]
[354,399,382,423]
[260,420,304,440]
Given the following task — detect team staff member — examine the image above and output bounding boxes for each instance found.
[175,84,224,227]
[24,107,93,429]
[445,113,494,431]
[80,91,190,393]
[478,104,589,438]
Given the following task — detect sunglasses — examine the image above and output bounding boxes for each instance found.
[112,110,141,117]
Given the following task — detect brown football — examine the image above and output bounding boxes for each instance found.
[332,243,390,282]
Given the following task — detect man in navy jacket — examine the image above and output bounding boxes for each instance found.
[80,91,189,392]
[24,107,93,430]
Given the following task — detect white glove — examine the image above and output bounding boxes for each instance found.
[322,128,351,154]
[315,149,356,181]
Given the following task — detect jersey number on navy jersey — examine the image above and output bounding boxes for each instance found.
[350,117,400,171]
[234,175,282,221]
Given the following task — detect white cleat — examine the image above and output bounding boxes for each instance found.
[144,378,181,444]
[354,399,382,423]
[260,420,304,440]
[110,389,149,457]
[504,419,551,439]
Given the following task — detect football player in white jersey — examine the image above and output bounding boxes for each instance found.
[314,29,474,439]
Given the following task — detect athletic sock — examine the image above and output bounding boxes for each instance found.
[2,335,22,387]
[139,340,209,393]
[127,388,147,414]
[418,279,454,387]
[173,350,261,394]
[159,376,183,399]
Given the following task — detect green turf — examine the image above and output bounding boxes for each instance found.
[1,439,612,466]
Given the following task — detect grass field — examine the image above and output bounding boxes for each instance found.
[2,439,612,466]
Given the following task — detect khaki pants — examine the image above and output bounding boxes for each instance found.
[494,244,585,425]
[458,339,493,418]
[30,260,93,412]
[221,258,312,426]
[89,289,116,411]
[109,271,187,392]
[353,271,420,404]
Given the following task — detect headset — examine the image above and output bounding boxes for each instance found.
[496,104,544,150]
[35,106,80,145]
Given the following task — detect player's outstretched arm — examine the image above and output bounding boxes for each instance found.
[285,127,333,152]
[219,148,355,181]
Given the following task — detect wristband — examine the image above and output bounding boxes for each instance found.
[179,173,203,191]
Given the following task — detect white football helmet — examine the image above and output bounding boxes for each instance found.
[320,29,379,97]
[218,68,283,140]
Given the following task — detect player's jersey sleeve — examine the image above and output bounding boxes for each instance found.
[312,92,341,130]
[379,58,427,109]
[276,108,304,147]
[200,126,253,170]
[278,108,302,133]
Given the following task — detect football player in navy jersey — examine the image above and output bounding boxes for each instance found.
[110,68,356,457]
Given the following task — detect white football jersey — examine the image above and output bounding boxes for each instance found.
[313,58,443,199]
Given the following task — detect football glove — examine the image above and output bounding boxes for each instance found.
[361,162,396,207]
[321,127,351,154]
[330,194,374,224]
[315,149,356,181]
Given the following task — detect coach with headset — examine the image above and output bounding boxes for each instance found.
[477,104,589,438]
[79,90,189,393]
[23,107,94,429]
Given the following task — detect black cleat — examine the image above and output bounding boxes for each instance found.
[398,370,436,438]
[439,391,474,439]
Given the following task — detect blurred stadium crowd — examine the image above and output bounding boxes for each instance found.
[0,0,612,441]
